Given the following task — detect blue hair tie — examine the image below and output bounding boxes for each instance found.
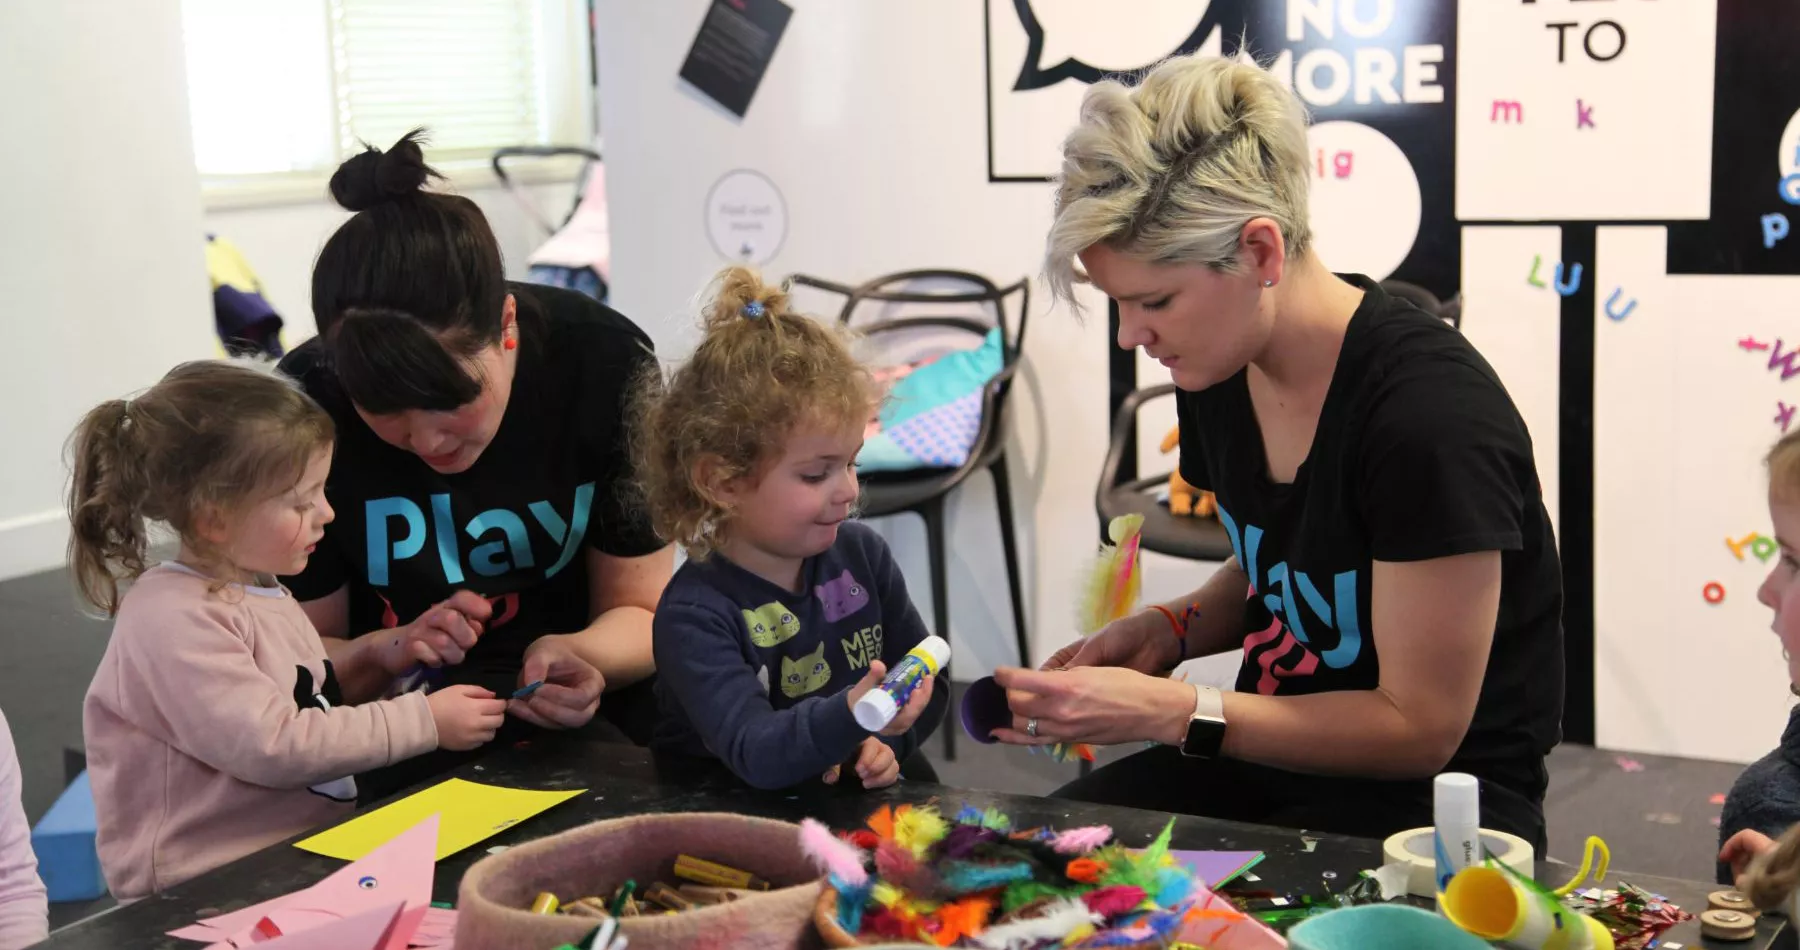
[742,300,766,319]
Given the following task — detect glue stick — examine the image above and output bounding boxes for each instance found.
[853,636,951,731]
[1433,772,1481,912]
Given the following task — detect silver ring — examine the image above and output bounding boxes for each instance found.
[1026,718,1039,738]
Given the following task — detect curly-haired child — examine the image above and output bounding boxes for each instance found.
[633,267,947,790]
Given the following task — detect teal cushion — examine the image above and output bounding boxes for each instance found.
[857,329,1002,473]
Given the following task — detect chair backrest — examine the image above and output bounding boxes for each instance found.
[1380,278,1461,330]
[788,269,1030,401]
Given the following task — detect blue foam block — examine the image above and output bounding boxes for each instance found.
[30,770,105,902]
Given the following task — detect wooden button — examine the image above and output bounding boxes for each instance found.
[1700,908,1758,941]
[1709,889,1757,914]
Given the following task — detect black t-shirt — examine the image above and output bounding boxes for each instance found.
[278,283,663,689]
[1176,275,1564,803]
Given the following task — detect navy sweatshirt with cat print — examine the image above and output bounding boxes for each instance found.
[651,521,948,789]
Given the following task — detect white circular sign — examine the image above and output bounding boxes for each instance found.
[704,169,787,265]
[1305,120,1421,281]
[1778,108,1800,203]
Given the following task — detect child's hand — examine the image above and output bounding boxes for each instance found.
[823,737,900,789]
[377,592,491,674]
[1720,828,1777,883]
[427,684,507,751]
[845,661,889,712]
[844,662,933,735]
[878,674,934,737]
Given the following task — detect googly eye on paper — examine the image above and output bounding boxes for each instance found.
[358,875,379,889]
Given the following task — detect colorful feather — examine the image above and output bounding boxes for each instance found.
[939,823,1001,861]
[800,818,868,887]
[1051,825,1114,854]
[865,804,896,840]
[894,804,951,858]
[970,899,1102,950]
[1076,514,1145,635]
[940,861,1034,895]
[1082,884,1149,919]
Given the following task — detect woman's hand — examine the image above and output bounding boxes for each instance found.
[987,665,1195,747]
[1720,828,1777,884]
[375,591,492,674]
[1041,610,1180,675]
[509,634,604,729]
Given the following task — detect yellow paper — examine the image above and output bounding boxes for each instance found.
[295,778,585,861]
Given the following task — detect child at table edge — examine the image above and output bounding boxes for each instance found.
[1720,428,1800,886]
[72,361,507,900]
[633,266,947,790]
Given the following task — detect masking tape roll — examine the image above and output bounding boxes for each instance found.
[1381,826,1536,899]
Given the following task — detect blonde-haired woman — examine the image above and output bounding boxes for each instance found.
[992,53,1564,848]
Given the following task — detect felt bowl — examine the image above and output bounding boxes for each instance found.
[457,812,823,950]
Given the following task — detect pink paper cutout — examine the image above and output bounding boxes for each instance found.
[169,814,440,947]
[251,901,407,950]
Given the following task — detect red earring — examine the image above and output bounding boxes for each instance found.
[503,336,517,351]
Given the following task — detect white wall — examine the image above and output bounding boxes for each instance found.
[595,0,1135,677]
[1595,227,1799,764]
[206,181,584,346]
[0,1,218,580]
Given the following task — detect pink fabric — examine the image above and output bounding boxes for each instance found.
[0,708,46,949]
[84,565,437,899]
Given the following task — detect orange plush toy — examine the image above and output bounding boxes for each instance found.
[1160,425,1215,517]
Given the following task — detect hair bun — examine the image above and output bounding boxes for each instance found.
[329,128,440,212]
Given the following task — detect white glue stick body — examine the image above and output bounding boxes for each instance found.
[853,635,951,731]
[1434,772,1481,909]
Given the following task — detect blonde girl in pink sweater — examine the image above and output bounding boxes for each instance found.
[71,361,507,900]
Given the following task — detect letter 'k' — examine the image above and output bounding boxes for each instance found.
[1576,99,1595,129]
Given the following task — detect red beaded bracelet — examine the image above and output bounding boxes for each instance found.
[1149,604,1186,660]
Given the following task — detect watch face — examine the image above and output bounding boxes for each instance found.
[1183,715,1226,759]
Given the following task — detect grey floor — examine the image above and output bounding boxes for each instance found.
[1,566,1747,927]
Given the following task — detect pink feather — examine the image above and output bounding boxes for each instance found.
[1051,825,1114,854]
[800,818,867,887]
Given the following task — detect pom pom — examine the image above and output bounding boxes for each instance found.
[800,818,868,887]
[941,861,1034,895]
[1066,858,1108,884]
[1082,884,1149,919]
[895,804,951,858]
[1152,866,1193,909]
[971,899,1103,950]
[1051,825,1114,854]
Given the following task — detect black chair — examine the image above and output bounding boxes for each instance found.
[1096,382,1236,562]
[788,270,1031,760]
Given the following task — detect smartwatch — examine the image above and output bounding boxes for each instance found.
[1178,684,1227,759]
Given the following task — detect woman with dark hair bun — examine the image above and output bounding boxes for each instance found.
[278,130,673,799]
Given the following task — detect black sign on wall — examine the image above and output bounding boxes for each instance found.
[679,0,793,118]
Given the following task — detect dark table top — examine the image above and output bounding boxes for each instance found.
[39,737,1794,949]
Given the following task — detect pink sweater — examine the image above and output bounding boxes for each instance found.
[0,708,46,949]
[83,564,437,900]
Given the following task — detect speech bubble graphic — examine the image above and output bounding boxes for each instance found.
[1012,0,1215,90]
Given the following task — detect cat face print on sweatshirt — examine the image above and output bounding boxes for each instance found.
[779,642,833,699]
[815,570,870,622]
[741,602,802,647]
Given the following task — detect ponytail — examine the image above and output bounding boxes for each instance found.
[66,400,151,616]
